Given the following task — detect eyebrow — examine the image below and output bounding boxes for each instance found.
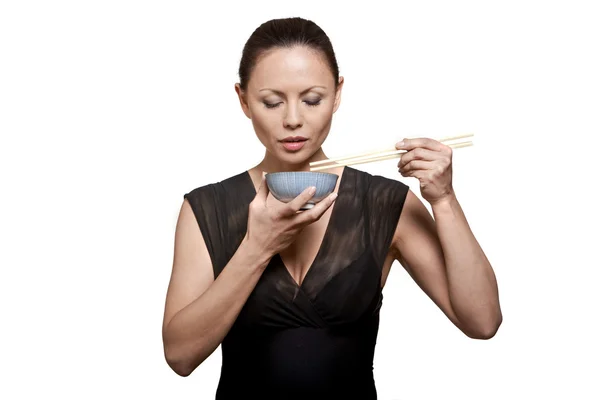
[259,85,327,95]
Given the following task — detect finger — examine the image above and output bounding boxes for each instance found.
[298,192,338,224]
[401,169,428,181]
[281,186,317,216]
[396,137,446,152]
[255,175,270,203]
[399,159,434,175]
[398,148,441,169]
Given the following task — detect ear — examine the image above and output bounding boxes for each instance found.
[234,83,252,119]
[332,76,344,114]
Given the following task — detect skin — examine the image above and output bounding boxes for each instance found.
[235,46,344,174]
[162,45,502,377]
[386,138,503,339]
[234,46,346,283]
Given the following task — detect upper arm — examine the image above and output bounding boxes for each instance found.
[390,190,462,329]
[162,198,215,337]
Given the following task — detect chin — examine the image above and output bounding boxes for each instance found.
[271,149,310,166]
[281,152,310,165]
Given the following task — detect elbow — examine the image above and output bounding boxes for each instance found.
[464,312,503,340]
[164,346,195,377]
[170,362,194,378]
[469,326,499,340]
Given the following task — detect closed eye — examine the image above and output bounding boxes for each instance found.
[304,99,321,107]
[263,99,322,109]
[263,102,281,109]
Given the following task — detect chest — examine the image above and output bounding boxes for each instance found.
[237,200,382,330]
[214,167,401,330]
[278,208,332,288]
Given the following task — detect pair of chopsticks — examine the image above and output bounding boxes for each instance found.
[309,133,474,172]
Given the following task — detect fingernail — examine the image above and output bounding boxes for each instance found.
[309,186,316,195]
[331,193,338,200]
[396,139,405,148]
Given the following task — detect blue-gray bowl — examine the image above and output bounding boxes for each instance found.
[265,171,338,210]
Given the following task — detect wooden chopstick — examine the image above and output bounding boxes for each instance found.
[309,139,473,172]
[309,133,474,168]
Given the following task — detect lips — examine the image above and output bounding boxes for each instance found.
[281,136,308,143]
[280,136,308,151]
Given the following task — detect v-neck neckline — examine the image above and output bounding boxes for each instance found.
[243,166,349,290]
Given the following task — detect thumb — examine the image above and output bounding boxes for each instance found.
[255,174,270,202]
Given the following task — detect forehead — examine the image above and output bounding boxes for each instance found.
[249,46,334,91]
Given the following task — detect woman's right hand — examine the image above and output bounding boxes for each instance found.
[245,176,338,258]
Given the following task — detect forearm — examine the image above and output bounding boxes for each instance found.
[163,235,271,375]
[432,193,502,337]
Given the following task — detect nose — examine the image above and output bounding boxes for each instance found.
[283,102,303,130]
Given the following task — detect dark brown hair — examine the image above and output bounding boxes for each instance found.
[238,17,340,91]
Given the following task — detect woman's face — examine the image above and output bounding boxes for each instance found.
[236,46,343,165]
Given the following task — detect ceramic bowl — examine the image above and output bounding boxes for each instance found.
[265,171,338,210]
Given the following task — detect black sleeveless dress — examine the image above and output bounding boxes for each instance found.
[184,166,409,399]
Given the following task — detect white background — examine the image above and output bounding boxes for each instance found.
[1,1,599,399]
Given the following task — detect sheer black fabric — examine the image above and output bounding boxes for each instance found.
[184,166,409,399]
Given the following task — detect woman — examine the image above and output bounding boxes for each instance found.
[162,17,502,399]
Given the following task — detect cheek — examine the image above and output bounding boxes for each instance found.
[249,107,279,137]
[307,105,334,131]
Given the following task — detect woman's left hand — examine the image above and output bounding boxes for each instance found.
[396,138,455,205]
